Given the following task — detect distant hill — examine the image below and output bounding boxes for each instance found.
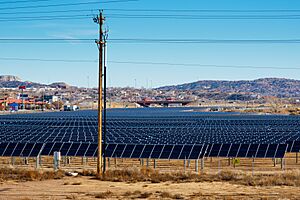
[157,78,300,97]
[0,75,74,89]
[0,75,21,82]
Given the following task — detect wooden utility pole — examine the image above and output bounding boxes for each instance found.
[94,10,104,176]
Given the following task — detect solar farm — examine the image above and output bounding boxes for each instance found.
[1,108,300,173]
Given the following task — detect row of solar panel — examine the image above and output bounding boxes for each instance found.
[0,142,288,159]
[106,143,287,159]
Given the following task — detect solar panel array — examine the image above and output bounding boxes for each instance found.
[0,108,299,159]
[0,142,288,159]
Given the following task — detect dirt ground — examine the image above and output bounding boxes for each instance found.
[0,175,299,200]
[1,153,300,200]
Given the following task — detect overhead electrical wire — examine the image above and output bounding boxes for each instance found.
[0,56,300,71]
[1,38,300,44]
[0,38,94,43]
[109,61,300,70]
[0,57,96,63]
[0,0,139,11]
[0,0,53,4]
[2,14,300,22]
[0,14,93,22]
[104,8,300,13]
[0,8,98,15]
[105,14,300,20]
[108,39,300,44]
[2,8,300,15]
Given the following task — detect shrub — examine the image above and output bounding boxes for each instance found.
[94,190,113,199]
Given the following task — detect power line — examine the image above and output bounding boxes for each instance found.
[0,8,97,15]
[0,0,53,4]
[0,38,94,43]
[108,39,300,44]
[0,56,300,71]
[1,38,300,44]
[105,14,300,20]
[0,16,91,22]
[0,57,97,63]
[109,61,300,70]
[0,14,93,22]
[3,8,300,15]
[105,8,300,13]
[2,14,300,22]
[0,0,139,11]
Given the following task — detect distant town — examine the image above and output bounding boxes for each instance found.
[1,75,300,115]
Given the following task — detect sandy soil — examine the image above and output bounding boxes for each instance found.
[0,176,300,200]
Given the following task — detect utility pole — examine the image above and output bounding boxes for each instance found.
[94,10,105,176]
[103,38,107,173]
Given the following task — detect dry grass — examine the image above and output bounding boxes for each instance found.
[97,167,300,187]
[80,169,97,176]
[94,190,113,199]
[138,192,152,198]
[0,167,64,182]
[160,191,184,199]
[71,182,82,185]
[65,194,78,200]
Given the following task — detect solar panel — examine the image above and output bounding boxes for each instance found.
[12,143,26,157]
[121,144,135,158]
[3,143,16,157]
[131,145,144,158]
[0,109,297,159]
[0,143,8,156]
[179,145,193,159]
[169,145,183,159]
[228,144,240,157]
[140,144,154,158]
[150,145,164,159]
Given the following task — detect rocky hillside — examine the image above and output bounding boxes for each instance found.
[0,75,21,82]
[157,78,300,97]
[0,75,73,89]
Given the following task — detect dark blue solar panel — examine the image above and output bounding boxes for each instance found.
[30,143,43,157]
[105,144,117,157]
[121,145,135,158]
[169,145,183,159]
[265,144,278,158]
[85,143,97,157]
[237,144,250,158]
[12,143,26,157]
[218,144,231,157]
[189,145,202,159]
[20,143,35,157]
[111,144,126,158]
[179,145,193,159]
[67,143,80,156]
[131,145,144,158]
[275,144,288,158]
[246,144,259,158]
[290,141,300,152]
[0,109,298,159]
[227,144,240,157]
[49,143,63,156]
[160,145,173,159]
[76,143,90,157]
[256,144,269,158]
[3,143,16,157]
[140,145,154,158]
[60,143,72,156]
[208,144,222,157]
[150,145,164,158]
[0,143,9,156]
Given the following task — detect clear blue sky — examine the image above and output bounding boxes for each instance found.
[1,0,300,88]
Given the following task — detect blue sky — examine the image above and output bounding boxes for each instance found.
[1,0,300,88]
